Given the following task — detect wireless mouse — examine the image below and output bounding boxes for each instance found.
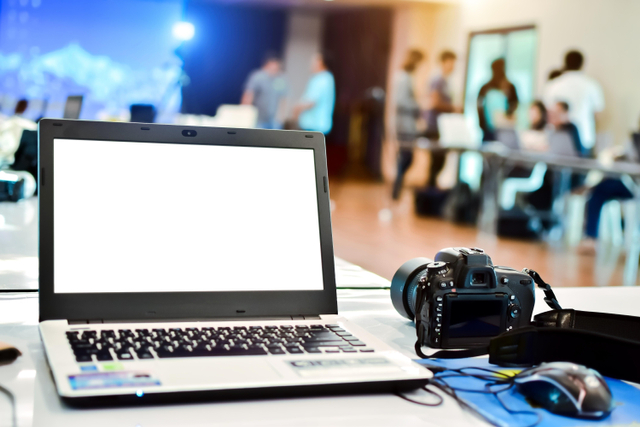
[514,362,614,418]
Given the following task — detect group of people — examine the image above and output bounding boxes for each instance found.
[392,47,637,252]
[240,51,336,135]
[527,50,634,251]
[392,49,461,200]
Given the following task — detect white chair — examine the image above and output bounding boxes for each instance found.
[499,162,548,211]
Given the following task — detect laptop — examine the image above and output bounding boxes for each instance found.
[494,129,520,150]
[62,95,83,119]
[37,119,431,405]
[547,131,580,157]
[437,113,481,149]
[631,132,640,162]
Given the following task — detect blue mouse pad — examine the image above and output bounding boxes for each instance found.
[416,358,640,427]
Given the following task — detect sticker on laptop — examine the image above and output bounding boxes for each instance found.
[288,358,400,377]
[68,372,161,390]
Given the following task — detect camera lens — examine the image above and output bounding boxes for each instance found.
[390,258,432,320]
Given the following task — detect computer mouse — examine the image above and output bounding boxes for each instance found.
[514,362,614,418]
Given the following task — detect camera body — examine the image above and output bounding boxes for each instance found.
[391,247,535,349]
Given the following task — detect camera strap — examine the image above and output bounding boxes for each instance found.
[489,309,640,383]
[522,269,562,310]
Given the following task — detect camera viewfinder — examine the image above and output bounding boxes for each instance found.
[471,272,486,286]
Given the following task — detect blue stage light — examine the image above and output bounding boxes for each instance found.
[172,21,195,41]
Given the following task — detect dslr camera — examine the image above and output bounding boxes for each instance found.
[391,247,535,349]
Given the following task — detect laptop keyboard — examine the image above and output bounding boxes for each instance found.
[66,324,375,362]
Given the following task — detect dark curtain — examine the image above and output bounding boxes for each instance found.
[180,4,287,116]
[322,8,392,177]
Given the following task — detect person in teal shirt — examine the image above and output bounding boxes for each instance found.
[294,52,335,134]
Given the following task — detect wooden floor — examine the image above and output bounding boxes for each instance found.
[330,178,637,287]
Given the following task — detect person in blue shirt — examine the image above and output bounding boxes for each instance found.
[293,52,336,134]
[241,53,288,130]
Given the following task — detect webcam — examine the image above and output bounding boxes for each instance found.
[182,130,197,137]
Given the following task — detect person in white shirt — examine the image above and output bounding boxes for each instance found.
[0,99,37,169]
[543,50,604,155]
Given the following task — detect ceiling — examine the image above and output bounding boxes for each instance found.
[192,0,459,9]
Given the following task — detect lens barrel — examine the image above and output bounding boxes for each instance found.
[390,257,432,320]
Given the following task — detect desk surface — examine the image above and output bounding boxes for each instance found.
[3,281,640,427]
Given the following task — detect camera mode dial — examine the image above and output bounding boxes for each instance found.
[426,261,448,276]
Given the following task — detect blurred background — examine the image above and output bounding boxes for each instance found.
[1,0,640,289]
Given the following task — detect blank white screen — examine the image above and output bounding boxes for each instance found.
[53,139,324,293]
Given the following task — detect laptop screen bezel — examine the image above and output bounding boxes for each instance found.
[38,119,337,322]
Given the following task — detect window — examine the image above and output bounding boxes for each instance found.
[463,26,538,134]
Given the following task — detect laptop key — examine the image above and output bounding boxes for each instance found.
[267,346,286,355]
[117,350,134,360]
[97,350,113,361]
[72,343,94,350]
[155,345,268,358]
[75,354,92,362]
[286,347,303,354]
[136,350,153,359]
[359,349,375,353]
[304,347,322,353]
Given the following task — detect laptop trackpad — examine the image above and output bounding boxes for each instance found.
[158,359,281,386]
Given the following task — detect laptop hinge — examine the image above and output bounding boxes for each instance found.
[68,319,104,325]
[68,316,322,325]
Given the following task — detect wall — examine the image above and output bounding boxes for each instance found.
[282,11,324,117]
[182,3,287,116]
[431,0,640,146]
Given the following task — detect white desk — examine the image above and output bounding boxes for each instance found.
[3,283,640,427]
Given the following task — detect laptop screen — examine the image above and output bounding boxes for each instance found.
[53,138,324,294]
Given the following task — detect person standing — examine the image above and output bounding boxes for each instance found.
[424,50,460,188]
[543,50,604,156]
[292,51,336,134]
[392,49,425,200]
[0,99,36,169]
[477,58,519,142]
[241,53,288,130]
